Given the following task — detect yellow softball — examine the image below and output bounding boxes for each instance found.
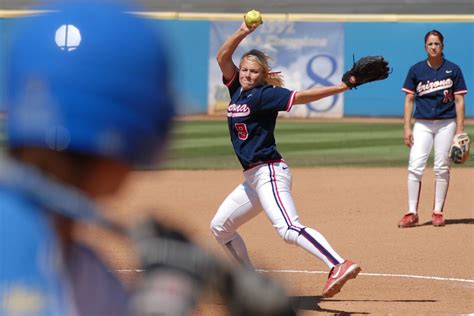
[244,10,263,27]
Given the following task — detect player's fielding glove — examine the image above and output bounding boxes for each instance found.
[342,55,390,89]
[129,218,296,316]
[449,132,471,164]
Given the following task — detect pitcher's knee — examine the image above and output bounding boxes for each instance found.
[275,225,301,245]
[210,218,234,244]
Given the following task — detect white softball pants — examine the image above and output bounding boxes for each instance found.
[407,119,456,213]
[210,161,344,269]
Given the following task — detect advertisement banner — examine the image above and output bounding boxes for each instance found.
[208,21,344,118]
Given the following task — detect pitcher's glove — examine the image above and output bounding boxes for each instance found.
[449,132,471,164]
[342,56,390,89]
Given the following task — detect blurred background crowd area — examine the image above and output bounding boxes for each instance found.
[1,0,474,14]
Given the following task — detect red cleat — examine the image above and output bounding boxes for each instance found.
[398,213,419,228]
[432,213,445,227]
[322,260,361,298]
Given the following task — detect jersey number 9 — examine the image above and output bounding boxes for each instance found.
[235,123,248,140]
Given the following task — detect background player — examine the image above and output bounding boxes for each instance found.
[398,29,468,228]
[209,19,388,298]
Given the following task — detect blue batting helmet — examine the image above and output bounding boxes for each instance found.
[6,0,175,166]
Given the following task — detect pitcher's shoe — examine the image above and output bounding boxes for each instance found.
[322,260,361,298]
[432,213,445,227]
[398,213,419,228]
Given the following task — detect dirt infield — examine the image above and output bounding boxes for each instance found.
[94,167,473,315]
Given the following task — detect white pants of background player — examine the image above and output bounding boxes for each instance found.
[407,119,456,214]
[210,161,344,268]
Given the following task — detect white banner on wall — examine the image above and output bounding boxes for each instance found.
[208,21,344,118]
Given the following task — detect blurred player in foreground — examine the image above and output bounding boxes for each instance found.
[398,30,468,228]
[0,1,296,315]
[209,19,389,298]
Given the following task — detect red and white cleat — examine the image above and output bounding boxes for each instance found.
[432,212,445,227]
[398,213,419,228]
[322,260,361,298]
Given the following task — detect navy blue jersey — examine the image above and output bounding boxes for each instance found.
[402,59,468,119]
[224,70,296,169]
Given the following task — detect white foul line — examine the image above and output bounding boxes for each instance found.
[115,268,474,284]
[256,269,474,284]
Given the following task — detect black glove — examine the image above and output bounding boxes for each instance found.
[342,55,390,89]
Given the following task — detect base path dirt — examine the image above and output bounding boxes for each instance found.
[93,167,473,315]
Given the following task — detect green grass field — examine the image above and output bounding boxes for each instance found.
[162,119,474,169]
[1,117,472,169]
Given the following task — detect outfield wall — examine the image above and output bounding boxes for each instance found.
[0,14,472,117]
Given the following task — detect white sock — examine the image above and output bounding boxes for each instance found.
[434,178,449,213]
[408,179,421,214]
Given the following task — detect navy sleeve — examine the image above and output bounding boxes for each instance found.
[453,65,468,95]
[223,68,241,97]
[402,65,416,94]
[258,85,296,112]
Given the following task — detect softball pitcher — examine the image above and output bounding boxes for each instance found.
[398,30,468,228]
[210,20,368,298]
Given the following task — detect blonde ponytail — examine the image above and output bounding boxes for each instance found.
[267,71,284,87]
